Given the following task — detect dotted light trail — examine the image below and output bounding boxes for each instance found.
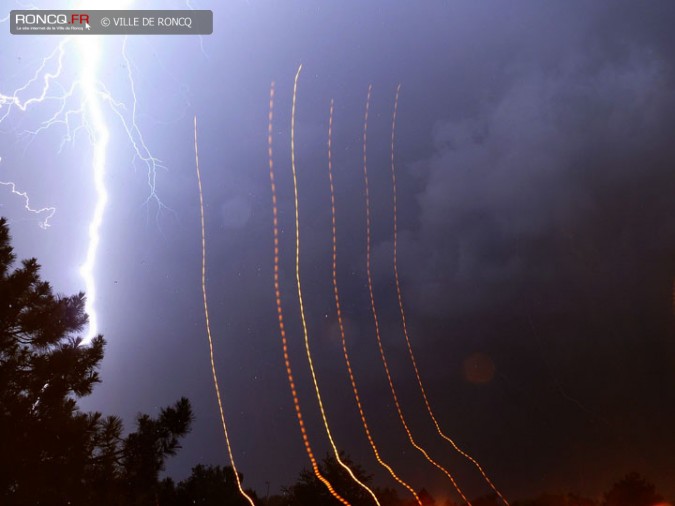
[361,84,470,506]
[388,85,509,505]
[194,115,256,506]
[327,98,422,506]
[291,69,380,506]
[267,80,350,506]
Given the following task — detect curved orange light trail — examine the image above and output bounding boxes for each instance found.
[327,99,423,506]
[290,66,381,506]
[193,115,256,506]
[361,85,470,506]
[267,80,350,506]
[388,85,509,506]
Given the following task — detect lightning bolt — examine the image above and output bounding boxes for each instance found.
[0,40,68,226]
[1,1,168,344]
[76,32,109,345]
[0,180,56,229]
[184,0,209,59]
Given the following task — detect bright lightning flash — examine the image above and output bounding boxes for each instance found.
[0,173,56,229]
[76,33,109,345]
[0,1,166,344]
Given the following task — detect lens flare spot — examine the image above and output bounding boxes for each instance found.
[463,353,496,385]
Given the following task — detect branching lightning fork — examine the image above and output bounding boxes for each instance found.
[0,10,168,343]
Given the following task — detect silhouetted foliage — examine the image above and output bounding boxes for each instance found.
[122,397,194,504]
[417,488,436,506]
[280,452,401,506]
[472,494,503,506]
[158,464,259,505]
[601,472,664,506]
[0,218,193,505]
[0,218,105,503]
[514,493,597,506]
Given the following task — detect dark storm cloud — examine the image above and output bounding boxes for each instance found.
[33,0,673,502]
[153,1,675,499]
[407,44,675,317]
[383,1,675,497]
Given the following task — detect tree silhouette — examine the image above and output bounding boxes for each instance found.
[471,494,503,506]
[122,397,194,504]
[86,414,126,504]
[281,452,401,506]
[0,217,105,503]
[418,488,436,506]
[601,472,664,506]
[514,493,597,506]
[158,463,260,505]
[0,218,193,505]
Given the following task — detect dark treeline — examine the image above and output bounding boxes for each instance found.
[0,217,193,505]
[159,457,669,506]
[0,217,670,506]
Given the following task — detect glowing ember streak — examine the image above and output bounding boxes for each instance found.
[327,98,422,506]
[194,115,255,506]
[268,80,350,506]
[389,85,508,505]
[361,85,470,505]
[289,68,380,504]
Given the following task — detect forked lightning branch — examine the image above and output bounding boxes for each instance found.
[0,12,166,343]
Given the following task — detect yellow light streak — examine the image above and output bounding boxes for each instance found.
[194,115,256,506]
[388,85,509,505]
[327,98,423,506]
[268,80,351,506]
[361,84,470,505]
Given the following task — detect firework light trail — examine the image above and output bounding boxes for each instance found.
[193,115,256,506]
[327,98,422,506]
[388,86,509,505]
[0,1,166,344]
[268,80,350,506]
[290,67,381,506]
[361,85,470,505]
